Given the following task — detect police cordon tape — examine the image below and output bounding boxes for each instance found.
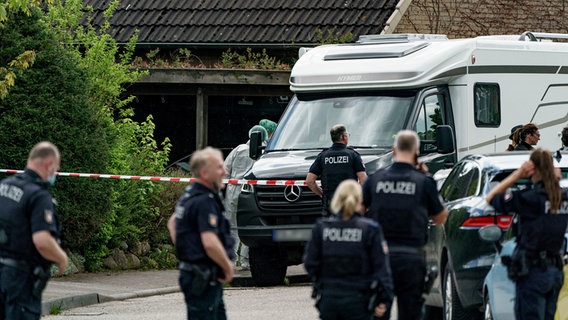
[0,169,312,186]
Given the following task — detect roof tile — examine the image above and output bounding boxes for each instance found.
[85,0,397,44]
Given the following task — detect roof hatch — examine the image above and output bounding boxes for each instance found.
[323,41,430,61]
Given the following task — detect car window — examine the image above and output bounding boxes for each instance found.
[440,163,462,200]
[440,161,479,201]
[487,172,532,194]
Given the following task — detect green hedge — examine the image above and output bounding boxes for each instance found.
[0,6,174,271]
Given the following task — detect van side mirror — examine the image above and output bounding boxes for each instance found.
[436,125,455,154]
[249,131,264,160]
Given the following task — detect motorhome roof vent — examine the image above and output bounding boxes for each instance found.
[324,41,430,61]
[357,34,448,44]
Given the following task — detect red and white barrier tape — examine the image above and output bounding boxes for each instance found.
[0,169,309,186]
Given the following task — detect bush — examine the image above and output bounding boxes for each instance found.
[0,10,113,259]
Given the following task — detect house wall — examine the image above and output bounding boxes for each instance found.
[395,0,568,38]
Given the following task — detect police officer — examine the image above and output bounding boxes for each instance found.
[362,130,447,320]
[0,141,68,320]
[168,147,235,320]
[306,124,367,214]
[303,179,394,320]
[486,148,567,320]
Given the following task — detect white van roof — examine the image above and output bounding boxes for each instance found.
[290,32,568,92]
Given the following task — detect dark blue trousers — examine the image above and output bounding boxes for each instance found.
[376,252,425,320]
[515,266,564,320]
[179,270,226,320]
[318,289,371,320]
[0,266,41,320]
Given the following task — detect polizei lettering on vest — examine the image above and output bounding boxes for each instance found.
[375,181,416,195]
[322,227,363,242]
[0,184,24,203]
[545,200,568,214]
[324,156,349,165]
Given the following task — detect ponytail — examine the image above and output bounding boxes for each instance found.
[530,148,561,213]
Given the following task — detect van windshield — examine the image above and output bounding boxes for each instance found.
[268,94,415,150]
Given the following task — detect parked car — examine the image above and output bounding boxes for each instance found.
[481,216,568,319]
[423,152,568,320]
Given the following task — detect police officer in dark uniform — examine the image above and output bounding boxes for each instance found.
[168,147,235,320]
[487,148,567,320]
[306,124,367,214]
[304,179,394,320]
[0,141,68,320]
[362,130,447,320]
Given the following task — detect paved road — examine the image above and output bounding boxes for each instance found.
[43,284,319,320]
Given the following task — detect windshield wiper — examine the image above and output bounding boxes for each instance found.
[349,145,384,149]
[266,148,326,152]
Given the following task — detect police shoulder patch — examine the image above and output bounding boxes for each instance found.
[45,209,54,224]
[208,214,217,227]
[381,240,389,254]
[504,191,513,202]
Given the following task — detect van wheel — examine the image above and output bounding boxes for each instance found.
[443,262,469,320]
[249,247,287,287]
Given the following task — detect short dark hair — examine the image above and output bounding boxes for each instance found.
[330,124,347,143]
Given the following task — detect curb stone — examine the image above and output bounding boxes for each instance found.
[41,272,310,316]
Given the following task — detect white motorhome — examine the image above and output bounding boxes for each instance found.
[238,32,568,288]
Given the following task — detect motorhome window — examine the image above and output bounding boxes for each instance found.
[415,94,445,150]
[268,95,414,150]
[474,83,501,127]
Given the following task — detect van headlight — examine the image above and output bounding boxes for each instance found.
[241,183,254,194]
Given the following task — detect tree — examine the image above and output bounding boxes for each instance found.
[0,0,54,99]
[0,0,173,271]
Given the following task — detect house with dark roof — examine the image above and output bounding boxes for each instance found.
[85,0,402,161]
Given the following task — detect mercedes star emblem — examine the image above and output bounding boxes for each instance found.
[284,185,302,202]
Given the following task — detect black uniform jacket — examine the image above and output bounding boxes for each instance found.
[362,162,445,247]
[0,169,61,268]
[309,143,365,201]
[490,183,568,254]
[303,213,394,305]
[174,182,235,265]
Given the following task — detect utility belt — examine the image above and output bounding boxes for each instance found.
[314,281,382,313]
[526,251,563,269]
[502,249,563,282]
[0,257,50,297]
[179,261,221,296]
[388,245,426,255]
[320,283,368,294]
[0,257,30,272]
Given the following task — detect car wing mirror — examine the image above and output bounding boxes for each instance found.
[478,225,502,242]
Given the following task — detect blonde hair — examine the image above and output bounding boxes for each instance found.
[531,148,561,213]
[330,180,362,220]
[189,147,223,178]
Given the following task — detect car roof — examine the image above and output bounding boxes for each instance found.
[460,151,568,171]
